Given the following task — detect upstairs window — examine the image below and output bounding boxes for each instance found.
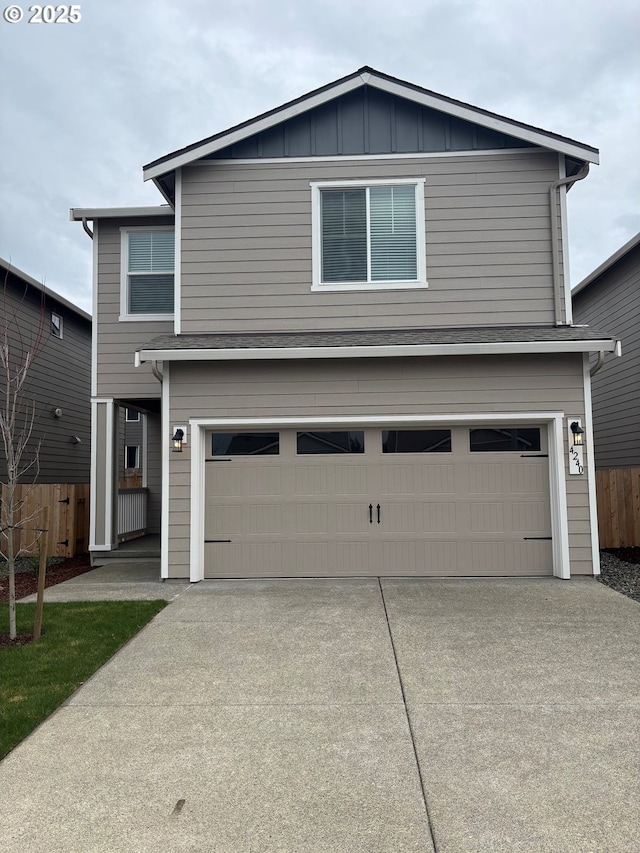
[120,227,174,319]
[311,179,426,291]
[51,311,63,338]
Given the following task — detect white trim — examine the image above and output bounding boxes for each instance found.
[559,156,573,324]
[583,354,600,575]
[105,401,114,549]
[143,69,597,180]
[368,75,599,164]
[189,418,205,582]
[124,445,141,469]
[310,178,427,291]
[71,205,173,221]
[119,225,176,322]
[90,398,116,552]
[91,220,99,397]
[161,363,170,579]
[125,408,140,422]
[142,413,148,489]
[174,169,182,335]
[189,411,570,581]
[144,76,368,179]
[89,399,99,550]
[190,148,551,167]
[138,338,617,364]
[548,416,571,578]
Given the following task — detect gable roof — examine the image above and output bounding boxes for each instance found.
[572,232,640,296]
[0,257,92,323]
[143,66,599,182]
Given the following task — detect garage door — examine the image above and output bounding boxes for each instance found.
[204,425,552,578]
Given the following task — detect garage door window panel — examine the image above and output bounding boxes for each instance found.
[469,427,541,452]
[382,429,452,453]
[211,432,280,456]
[296,431,365,454]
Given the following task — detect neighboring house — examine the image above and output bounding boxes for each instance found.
[572,233,640,469]
[0,257,92,484]
[72,67,617,582]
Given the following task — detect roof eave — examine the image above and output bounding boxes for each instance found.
[69,205,174,221]
[0,257,92,322]
[142,68,599,182]
[572,231,640,296]
[137,338,617,364]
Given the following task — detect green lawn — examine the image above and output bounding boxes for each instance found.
[0,600,166,759]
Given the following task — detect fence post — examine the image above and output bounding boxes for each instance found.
[33,505,50,642]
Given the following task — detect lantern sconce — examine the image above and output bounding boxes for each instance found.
[172,426,186,452]
[570,420,585,446]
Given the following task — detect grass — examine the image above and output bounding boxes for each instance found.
[0,600,166,759]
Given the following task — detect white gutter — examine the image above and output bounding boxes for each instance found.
[137,338,617,364]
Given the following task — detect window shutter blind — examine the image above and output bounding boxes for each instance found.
[127,231,175,314]
[321,190,367,282]
[369,186,417,281]
[129,275,174,314]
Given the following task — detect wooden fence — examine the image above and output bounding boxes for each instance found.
[1,483,90,559]
[596,468,640,548]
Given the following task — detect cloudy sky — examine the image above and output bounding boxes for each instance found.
[1,0,638,313]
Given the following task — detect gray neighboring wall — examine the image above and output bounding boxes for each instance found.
[0,259,92,484]
[573,235,640,468]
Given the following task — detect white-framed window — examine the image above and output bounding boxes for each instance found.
[124,445,140,469]
[51,311,63,338]
[120,227,175,320]
[125,408,140,422]
[310,178,426,291]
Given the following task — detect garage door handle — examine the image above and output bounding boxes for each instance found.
[369,503,373,524]
[377,503,381,524]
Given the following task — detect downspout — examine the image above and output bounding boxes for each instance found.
[81,217,94,239]
[590,340,622,376]
[151,360,163,383]
[550,163,589,326]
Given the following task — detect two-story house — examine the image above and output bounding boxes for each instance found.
[72,67,616,582]
[1,257,92,484]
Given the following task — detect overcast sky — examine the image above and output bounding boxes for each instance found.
[1,0,638,313]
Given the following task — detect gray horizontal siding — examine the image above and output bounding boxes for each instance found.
[180,152,563,333]
[0,274,91,484]
[573,244,640,468]
[166,353,590,578]
[96,217,174,398]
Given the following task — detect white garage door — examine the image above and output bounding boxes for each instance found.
[204,425,552,578]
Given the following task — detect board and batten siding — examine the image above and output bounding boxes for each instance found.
[96,217,174,398]
[165,353,589,579]
[179,150,566,333]
[573,243,640,468]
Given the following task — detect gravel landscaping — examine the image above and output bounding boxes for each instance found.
[598,548,640,603]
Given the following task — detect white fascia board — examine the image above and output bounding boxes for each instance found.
[190,412,562,429]
[138,339,617,364]
[143,77,365,181]
[368,76,599,164]
[70,206,174,221]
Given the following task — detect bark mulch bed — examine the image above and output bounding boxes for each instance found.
[0,554,94,605]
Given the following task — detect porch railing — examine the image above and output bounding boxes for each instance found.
[117,488,147,539]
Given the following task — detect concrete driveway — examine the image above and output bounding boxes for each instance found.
[2,574,639,852]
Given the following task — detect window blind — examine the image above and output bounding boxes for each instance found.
[369,185,417,281]
[127,231,175,314]
[321,189,367,282]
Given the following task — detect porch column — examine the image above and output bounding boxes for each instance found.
[90,398,118,553]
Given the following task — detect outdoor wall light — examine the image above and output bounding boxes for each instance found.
[570,421,585,446]
[172,428,184,452]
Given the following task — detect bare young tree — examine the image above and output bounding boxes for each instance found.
[1,265,47,639]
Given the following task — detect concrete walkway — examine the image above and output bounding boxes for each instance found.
[2,570,639,852]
